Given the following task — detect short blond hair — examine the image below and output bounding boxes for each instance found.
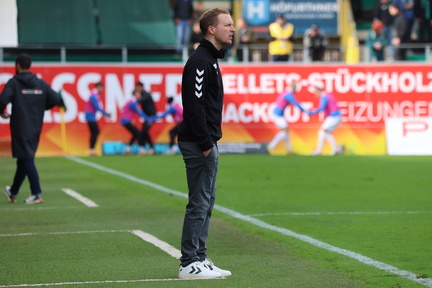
[199,8,230,36]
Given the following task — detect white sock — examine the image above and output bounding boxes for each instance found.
[284,131,291,151]
[325,132,337,154]
[269,131,287,149]
[315,130,325,153]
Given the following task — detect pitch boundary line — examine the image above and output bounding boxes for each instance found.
[66,156,432,288]
[0,278,183,287]
[0,206,83,212]
[249,211,432,217]
[0,230,129,237]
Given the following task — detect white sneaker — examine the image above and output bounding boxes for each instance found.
[3,186,16,203]
[266,145,275,155]
[336,145,345,155]
[202,258,232,277]
[24,195,43,204]
[124,146,131,155]
[178,261,222,280]
[164,147,176,155]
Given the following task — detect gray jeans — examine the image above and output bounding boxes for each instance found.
[178,141,219,266]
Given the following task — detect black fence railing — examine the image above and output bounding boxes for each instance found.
[0,43,430,64]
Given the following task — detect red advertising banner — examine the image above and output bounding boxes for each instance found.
[1,63,432,156]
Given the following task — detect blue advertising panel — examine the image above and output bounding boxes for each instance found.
[243,0,339,36]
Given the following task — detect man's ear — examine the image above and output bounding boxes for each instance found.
[208,25,216,35]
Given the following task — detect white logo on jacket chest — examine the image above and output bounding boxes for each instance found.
[195,69,203,98]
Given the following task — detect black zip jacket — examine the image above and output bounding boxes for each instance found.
[0,72,62,159]
[178,39,225,151]
[139,90,156,116]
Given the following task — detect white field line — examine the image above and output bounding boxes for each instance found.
[0,206,83,212]
[0,278,184,287]
[0,230,180,259]
[0,230,129,237]
[0,229,181,259]
[249,211,432,217]
[131,230,182,259]
[0,230,187,287]
[61,188,99,207]
[66,156,432,288]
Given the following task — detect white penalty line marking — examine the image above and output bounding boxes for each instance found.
[61,188,99,207]
[0,229,184,287]
[66,156,432,288]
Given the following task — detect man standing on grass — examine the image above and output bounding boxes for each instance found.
[0,54,65,204]
[177,8,234,279]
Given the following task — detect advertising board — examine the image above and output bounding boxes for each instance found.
[1,63,432,156]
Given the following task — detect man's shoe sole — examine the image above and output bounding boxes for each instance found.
[24,198,44,204]
[178,274,224,280]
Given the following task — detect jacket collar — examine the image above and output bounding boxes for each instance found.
[199,38,225,59]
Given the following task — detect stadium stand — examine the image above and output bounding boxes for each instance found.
[0,0,430,63]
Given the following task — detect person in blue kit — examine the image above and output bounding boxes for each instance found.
[308,83,344,156]
[153,96,183,155]
[120,89,152,155]
[84,82,111,156]
[267,82,306,155]
[177,8,234,280]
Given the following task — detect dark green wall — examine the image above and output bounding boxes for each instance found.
[17,0,176,46]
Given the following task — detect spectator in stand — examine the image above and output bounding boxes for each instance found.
[135,82,156,155]
[173,0,194,55]
[366,19,389,61]
[393,0,415,38]
[374,0,395,60]
[84,82,111,156]
[235,17,256,62]
[189,21,203,51]
[154,96,183,155]
[268,14,295,62]
[351,0,363,22]
[192,0,204,21]
[120,89,152,155]
[389,3,411,60]
[303,24,327,61]
[414,0,432,42]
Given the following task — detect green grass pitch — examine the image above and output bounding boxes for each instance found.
[0,154,431,288]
